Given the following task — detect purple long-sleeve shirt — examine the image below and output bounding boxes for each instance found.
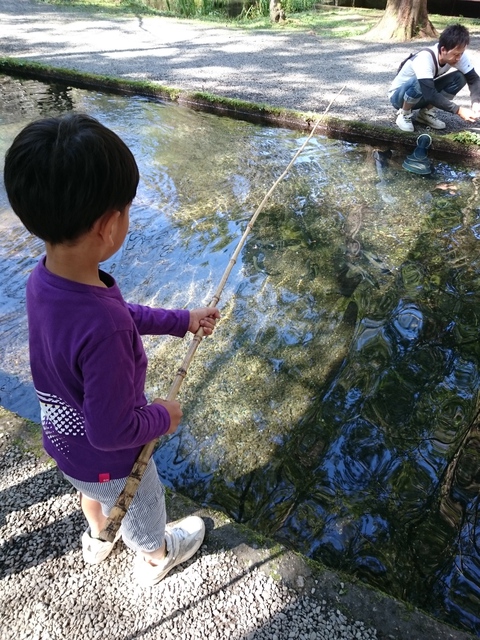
[26,257,190,482]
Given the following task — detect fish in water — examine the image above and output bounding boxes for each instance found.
[362,250,393,275]
[373,149,396,205]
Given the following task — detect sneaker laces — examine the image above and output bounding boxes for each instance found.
[164,529,179,560]
[398,109,412,122]
[420,108,442,122]
[164,521,202,562]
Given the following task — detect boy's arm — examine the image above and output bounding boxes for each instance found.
[127,304,190,337]
[127,304,220,337]
[80,330,173,450]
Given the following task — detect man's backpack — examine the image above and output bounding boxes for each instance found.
[397,48,439,77]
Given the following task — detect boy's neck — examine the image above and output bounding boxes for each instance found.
[45,243,107,287]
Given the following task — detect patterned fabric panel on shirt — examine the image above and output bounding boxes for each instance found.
[36,389,85,457]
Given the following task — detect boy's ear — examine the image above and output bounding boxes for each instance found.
[94,210,121,246]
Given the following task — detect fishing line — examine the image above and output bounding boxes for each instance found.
[99,85,346,542]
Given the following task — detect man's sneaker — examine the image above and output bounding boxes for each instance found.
[82,528,121,564]
[416,108,446,130]
[396,109,414,132]
[134,515,205,587]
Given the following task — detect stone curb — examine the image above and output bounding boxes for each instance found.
[1,57,480,165]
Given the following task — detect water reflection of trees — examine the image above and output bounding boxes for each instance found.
[153,155,480,634]
[0,76,74,125]
[3,80,480,631]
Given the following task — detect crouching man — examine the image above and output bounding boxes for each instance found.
[389,23,480,132]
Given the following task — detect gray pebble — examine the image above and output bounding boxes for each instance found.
[0,438,379,640]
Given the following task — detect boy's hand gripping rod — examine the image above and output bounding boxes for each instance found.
[98,87,345,543]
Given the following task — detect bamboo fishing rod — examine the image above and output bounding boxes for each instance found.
[99,86,346,543]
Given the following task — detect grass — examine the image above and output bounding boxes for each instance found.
[37,0,480,37]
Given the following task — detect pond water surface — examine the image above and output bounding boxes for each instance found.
[1,75,480,635]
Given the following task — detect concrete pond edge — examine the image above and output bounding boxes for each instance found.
[0,406,476,640]
[2,56,480,165]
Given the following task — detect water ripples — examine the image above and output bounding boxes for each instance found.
[2,75,480,635]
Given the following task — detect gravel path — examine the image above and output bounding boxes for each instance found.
[3,433,372,640]
[1,4,480,640]
[1,411,477,640]
[0,0,479,131]
[0,419,379,640]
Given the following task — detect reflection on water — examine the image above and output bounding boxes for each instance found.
[1,75,480,635]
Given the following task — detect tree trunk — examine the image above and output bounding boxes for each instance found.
[269,0,285,22]
[368,0,438,41]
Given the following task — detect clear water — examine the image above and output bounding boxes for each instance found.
[1,74,480,635]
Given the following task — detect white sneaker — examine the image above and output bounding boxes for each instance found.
[134,516,205,587]
[396,109,414,132]
[416,108,446,130]
[82,528,121,564]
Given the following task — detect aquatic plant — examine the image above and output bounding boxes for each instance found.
[447,130,480,146]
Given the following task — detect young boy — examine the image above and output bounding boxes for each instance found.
[3,113,220,587]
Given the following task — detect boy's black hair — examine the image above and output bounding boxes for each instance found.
[3,113,139,244]
[439,24,470,52]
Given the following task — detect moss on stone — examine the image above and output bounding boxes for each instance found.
[3,57,480,165]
